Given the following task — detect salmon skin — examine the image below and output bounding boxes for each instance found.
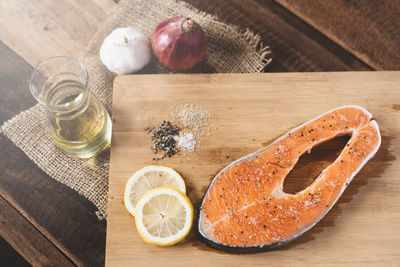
[197,106,381,253]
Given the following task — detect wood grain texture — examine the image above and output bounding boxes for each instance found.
[0,230,30,267]
[276,0,400,70]
[0,0,117,67]
[1,0,399,264]
[0,195,73,266]
[0,0,375,72]
[107,72,400,266]
[0,136,107,266]
[187,0,372,71]
[0,40,106,266]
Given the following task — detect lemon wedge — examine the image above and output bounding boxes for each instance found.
[135,187,193,246]
[124,166,186,216]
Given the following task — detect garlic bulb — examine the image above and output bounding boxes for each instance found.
[100,27,151,74]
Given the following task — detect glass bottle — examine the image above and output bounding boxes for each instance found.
[29,56,112,158]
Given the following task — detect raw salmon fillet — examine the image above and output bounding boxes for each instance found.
[197,106,381,252]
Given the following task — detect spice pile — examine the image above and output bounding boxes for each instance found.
[145,103,210,160]
[145,121,181,160]
[174,132,196,152]
[172,104,209,132]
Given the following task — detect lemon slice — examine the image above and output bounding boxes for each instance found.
[135,187,193,246]
[124,166,186,216]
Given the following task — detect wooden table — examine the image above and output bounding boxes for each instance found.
[0,0,398,265]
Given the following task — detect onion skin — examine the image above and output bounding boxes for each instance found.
[152,17,207,71]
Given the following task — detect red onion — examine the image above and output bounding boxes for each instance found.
[151,17,207,71]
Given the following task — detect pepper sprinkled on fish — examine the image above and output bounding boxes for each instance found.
[197,106,381,253]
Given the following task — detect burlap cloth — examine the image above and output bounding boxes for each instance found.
[1,0,271,218]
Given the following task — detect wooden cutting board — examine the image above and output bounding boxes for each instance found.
[106,72,400,266]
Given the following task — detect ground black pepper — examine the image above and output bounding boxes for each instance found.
[146,120,181,160]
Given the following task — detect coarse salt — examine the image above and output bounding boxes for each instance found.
[174,132,196,152]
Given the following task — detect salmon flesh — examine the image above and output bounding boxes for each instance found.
[197,106,381,252]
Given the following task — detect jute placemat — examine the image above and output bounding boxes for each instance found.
[1,0,271,218]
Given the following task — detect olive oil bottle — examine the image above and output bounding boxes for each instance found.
[45,80,111,158]
[30,56,112,158]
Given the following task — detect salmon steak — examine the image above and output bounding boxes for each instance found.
[197,106,381,252]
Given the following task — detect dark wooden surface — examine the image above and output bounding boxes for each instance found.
[0,41,106,266]
[0,235,30,267]
[0,0,399,265]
